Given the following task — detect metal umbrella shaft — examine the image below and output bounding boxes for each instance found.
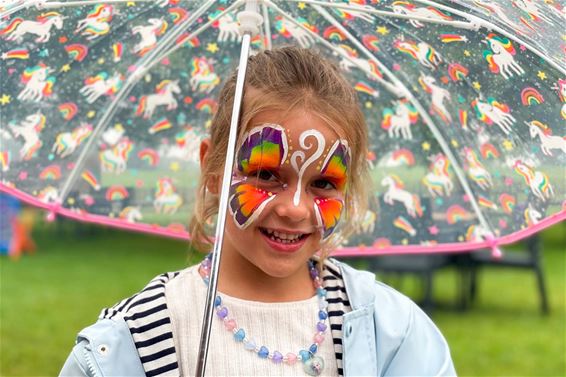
[194,32,252,377]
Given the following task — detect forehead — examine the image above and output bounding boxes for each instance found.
[247,108,345,142]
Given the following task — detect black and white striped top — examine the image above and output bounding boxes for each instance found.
[101,258,351,376]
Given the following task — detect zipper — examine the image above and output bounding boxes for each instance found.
[83,347,101,377]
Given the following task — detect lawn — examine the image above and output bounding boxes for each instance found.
[0,219,564,376]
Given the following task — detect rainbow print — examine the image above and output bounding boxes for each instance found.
[520,87,544,106]
[105,185,129,201]
[480,143,499,159]
[81,170,100,190]
[1,48,29,60]
[149,118,172,134]
[39,165,62,180]
[323,26,346,41]
[314,197,344,239]
[65,44,88,62]
[112,42,123,62]
[448,63,468,81]
[195,98,218,114]
[446,205,468,224]
[391,149,415,166]
[498,193,516,214]
[0,18,24,36]
[393,216,416,236]
[229,183,276,229]
[0,151,9,172]
[440,34,467,43]
[58,102,78,121]
[458,109,468,129]
[362,35,380,52]
[478,196,498,210]
[354,82,378,97]
[168,7,188,24]
[372,238,391,249]
[138,148,159,167]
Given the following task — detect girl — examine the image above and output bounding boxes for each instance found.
[60,47,455,376]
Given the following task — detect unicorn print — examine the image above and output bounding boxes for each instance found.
[274,16,314,48]
[381,100,419,140]
[75,4,114,40]
[119,206,143,223]
[513,0,556,25]
[513,160,554,201]
[527,121,566,156]
[17,64,55,102]
[80,72,124,103]
[101,124,125,147]
[99,138,133,174]
[394,37,442,70]
[422,154,454,197]
[390,1,452,28]
[9,113,45,160]
[381,175,423,218]
[472,97,515,134]
[132,18,167,56]
[418,74,451,123]
[463,147,493,189]
[474,1,522,30]
[336,1,375,23]
[216,13,240,42]
[52,123,93,158]
[136,80,181,119]
[189,57,220,94]
[483,34,524,79]
[551,79,566,120]
[38,186,59,204]
[154,178,183,214]
[337,45,382,79]
[0,12,65,43]
[355,209,377,234]
[162,127,203,163]
[524,203,542,226]
[465,224,491,242]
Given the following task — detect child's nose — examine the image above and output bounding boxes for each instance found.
[273,190,311,222]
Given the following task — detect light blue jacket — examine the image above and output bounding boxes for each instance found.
[60,261,456,376]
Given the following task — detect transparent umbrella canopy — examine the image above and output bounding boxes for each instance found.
[0,0,564,256]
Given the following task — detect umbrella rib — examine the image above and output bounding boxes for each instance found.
[262,2,273,51]
[282,0,478,29]
[140,0,246,75]
[42,0,156,8]
[265,0,402,97]
[309,4,494,235]
[414,0,566,75]
[57,0,218,206]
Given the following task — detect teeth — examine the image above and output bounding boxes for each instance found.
[264,229,304,243]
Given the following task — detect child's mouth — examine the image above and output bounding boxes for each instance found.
[259,227,310,252]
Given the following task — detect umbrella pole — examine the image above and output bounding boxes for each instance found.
[195,3,262,375]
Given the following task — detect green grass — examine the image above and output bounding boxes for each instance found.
[0,220,564,376]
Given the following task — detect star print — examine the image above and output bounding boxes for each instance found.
[502,139,514,151]
[376,26,389,35]
[537,71,547,80]
[472,81,481,90]
[464,50,471,57]
[38,49,49,57]
[206,43,219,53]
[298,2,306,9]
[0,94,11,105]
[170,162,180,172]
[87,111,96,118]
[127,1,136,5]
[365,101,372,109]
[422,142,431,151]
[451,139,459,147]
[60,64,71,72]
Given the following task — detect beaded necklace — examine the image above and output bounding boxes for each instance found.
[198,255,329,376]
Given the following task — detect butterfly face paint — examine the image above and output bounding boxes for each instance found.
[314,140,350,239]
[229,124,288,229]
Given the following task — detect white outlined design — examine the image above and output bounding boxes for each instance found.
[290,130,326,206]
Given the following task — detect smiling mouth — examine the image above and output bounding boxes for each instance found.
[259,227,310,244]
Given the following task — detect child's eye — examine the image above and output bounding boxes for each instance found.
[254,169,277,181]
[312,179,336,190]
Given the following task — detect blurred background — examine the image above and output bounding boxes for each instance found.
[0,201,564,376]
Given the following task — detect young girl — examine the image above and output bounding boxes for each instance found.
[60,47,455,377]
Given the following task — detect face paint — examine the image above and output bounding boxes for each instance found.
[320,139,350,191]
[229,124,288,229]
[290,129,326,206]
[237,124,288,175]
[229,181,276,229]
[314,197,344,239]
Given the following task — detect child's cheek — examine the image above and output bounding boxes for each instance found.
[313,197,344,240]
[228,180,277,229]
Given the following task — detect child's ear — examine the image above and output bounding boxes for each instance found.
[199,138,220,195]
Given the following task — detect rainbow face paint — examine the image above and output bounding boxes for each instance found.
[229,124,288,229]
[320,139,350,191]
[314,197,344,240]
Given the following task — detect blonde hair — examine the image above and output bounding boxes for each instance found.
[189,46,369,259]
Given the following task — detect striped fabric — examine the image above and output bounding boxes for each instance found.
[100,259,351,376]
